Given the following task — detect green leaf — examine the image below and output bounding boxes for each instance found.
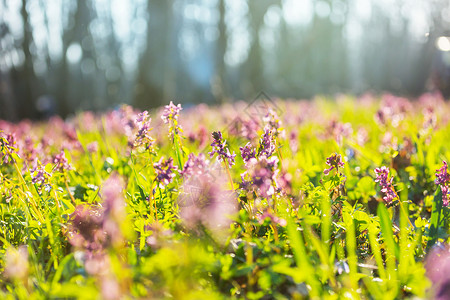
[428,186,443,249]
[377,203,399,260]
[51,253,75,285]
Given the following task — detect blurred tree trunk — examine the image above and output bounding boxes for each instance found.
[0,70,16,121]
[242,0,273,98]
[134,0,173,109]
[212,0,228,103]
[56,4,77,117]
[18,0,37,119]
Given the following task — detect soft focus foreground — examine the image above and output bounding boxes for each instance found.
[1,94,450,299]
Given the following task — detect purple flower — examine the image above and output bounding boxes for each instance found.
[180,153,210,180]
[263,108,283,137]
[423,106,437,131]
[145,221,173,249]
[132,111,155,151]
[68,205,105,252]
[31,164,51,186]
[86,141,99,153]
[258,128,276,158]
[374,166,397,204]
[276,171,293,195]
[240,142,256,164]
[323,153,345,175]
[240,118,260,140]
[327,121,352,146]
[209,131,236,168]
[425,244,450,300]
[101,174,125,220]
[242,156,279,199]
[435,161,450,185]
[178,177,237,234]
[68,177,127,274]
[374,94,411,128]
[288,130,299,153]
[53,150,72,172]
[435,161,450,207]
[375,109,388,126]
[154,157,178,187]
[101,174,126,246]
[21,137,38,165]
[161,101,182,124]
[118,105,138,137]
[161,101,183,137]
[62,125,81,150]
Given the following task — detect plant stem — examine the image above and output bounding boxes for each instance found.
[224,163,234,191]
[63,173,76,204]
[398,198,414,228]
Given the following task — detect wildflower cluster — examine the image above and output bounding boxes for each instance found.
[240,142,256,164]
[67,175,126,276]
[374,166,398,204]
[209,131,236,168]
[154,157,178,187]
[179,178,237,234]
[30,163,51,188]
[53,150,72,172]
[178,153,237,235]
[161,101,183,137]
[263,107,284,138]
[435,161,450,207]
[180,153,210,179]
[241,155,279,199]
[132,111,155,151]
[258,128,276,157]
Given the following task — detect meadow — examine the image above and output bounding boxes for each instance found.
[1,93,450,299]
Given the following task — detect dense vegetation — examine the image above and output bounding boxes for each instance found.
[1,94,450,299]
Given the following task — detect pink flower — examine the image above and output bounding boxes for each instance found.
[374,166,397,204]
[258,128,276,158]
[181,153,210,180]
[53,150,72,172]
[154,157,178,187]
[241,156,279,199]
[161,101,183,137]
[4,246,28,281]
[131,111,155,150]
[324,153,345,175]
[425,244,450,299]
[179,177,237,234]
[209,131,236,168]
[435,161,450,207]
[161,101,182,124]
[240,142,256,165]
